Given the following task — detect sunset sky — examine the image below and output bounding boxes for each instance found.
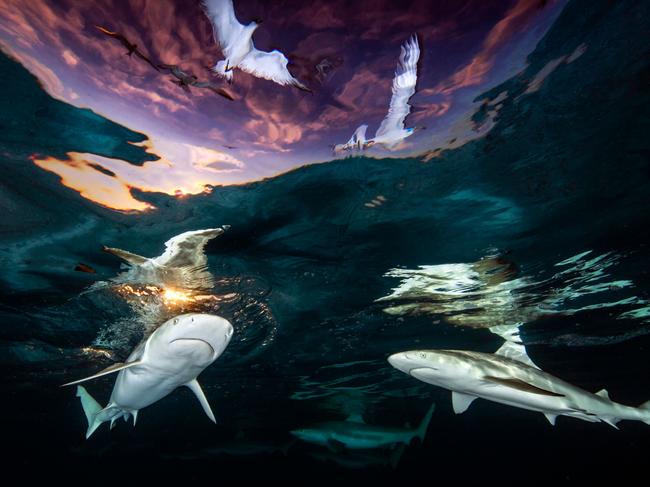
[0,0,566,210]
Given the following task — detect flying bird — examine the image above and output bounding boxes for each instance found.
[95,25,160,72]
[103,227,230,290]
[332,124,369,153]
[158,64,234,100]
[201,0,311,92]
[335,36,421,153]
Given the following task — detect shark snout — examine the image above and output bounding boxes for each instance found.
[388,352,413,373]
[169,314,234,360]
[388,351,438,376]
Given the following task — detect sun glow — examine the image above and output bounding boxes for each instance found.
[162,288,195,305]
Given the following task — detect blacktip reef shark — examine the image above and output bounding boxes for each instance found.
[102,227,230,290]
[63,313,233,438]
[388,345,650,428]
[291,402,435,455]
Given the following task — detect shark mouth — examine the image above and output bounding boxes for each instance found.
[409,366,438,376]
[169,338,216,357]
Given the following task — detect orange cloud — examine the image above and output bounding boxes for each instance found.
[424,0,554,96]
[31,153,154,212]
[61,49,79,67]
[30,136,246,211]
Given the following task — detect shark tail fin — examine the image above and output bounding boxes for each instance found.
[415,402,436,443]
[390,443,407,469]
[638,400,650,425]
[76,385,105,439]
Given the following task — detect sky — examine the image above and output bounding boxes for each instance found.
[0,0,566,211]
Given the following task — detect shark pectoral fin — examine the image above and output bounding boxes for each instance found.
[132,410,139,426]
[62,361,143,387]
[186,379,216,423]
[452,392,476,414]
[110,418,117,430]
[601,417,620,429]
[102,246,149,266]
[494,340,539,369]
[544,413,557,426]
[596,389,610,400]
[326,439,346,453]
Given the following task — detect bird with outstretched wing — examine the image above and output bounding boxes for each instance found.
[95,25,160,72]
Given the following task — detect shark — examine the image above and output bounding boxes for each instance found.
[103,227,230,290]
[291,403,435,453]
[63,313,233,438]
[388,345,650,428]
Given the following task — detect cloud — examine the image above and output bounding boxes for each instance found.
[30,135,247,211]
[31,152,154,212]
[0,0,563,185]
[423,0,554,97]
[61,49,78,67]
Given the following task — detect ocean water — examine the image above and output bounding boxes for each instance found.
[1,0,649,481]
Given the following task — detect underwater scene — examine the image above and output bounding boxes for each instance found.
[1,0,649,481]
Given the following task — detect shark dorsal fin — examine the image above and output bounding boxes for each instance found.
[596,389,610,400]
[494,340,539,369]
[452,392,476,414]
[346,413,365,424]
[62,361,143,387]
[186,379,216,423]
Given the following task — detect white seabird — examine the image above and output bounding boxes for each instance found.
[103,227,229,290]
[202,0,310,91]
[335,35,421,153]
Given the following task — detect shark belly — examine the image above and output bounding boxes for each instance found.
[473,382,578,417]
[109,363,201,411]
[332,430,405,449]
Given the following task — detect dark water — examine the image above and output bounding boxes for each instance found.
[1,0,650,481]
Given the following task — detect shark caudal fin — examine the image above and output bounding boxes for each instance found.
[638,400,650,425]
[415,402,436,443]
[76,386,105,439]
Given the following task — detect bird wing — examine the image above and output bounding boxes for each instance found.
[202,0,246,53]
[194,82,235,101]
[95,25,132,49]
[239,47,308,89]
[134,50,160,71]
[157,228,227,269]
[347,124,368,145]
[95,25,120,39]
[375,35,420,138]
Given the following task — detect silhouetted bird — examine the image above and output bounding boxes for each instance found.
[158,64,234,101]
[95,25,160,72]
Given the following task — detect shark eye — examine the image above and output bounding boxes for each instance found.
[419,352,427,359]
[173,318,179,325]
